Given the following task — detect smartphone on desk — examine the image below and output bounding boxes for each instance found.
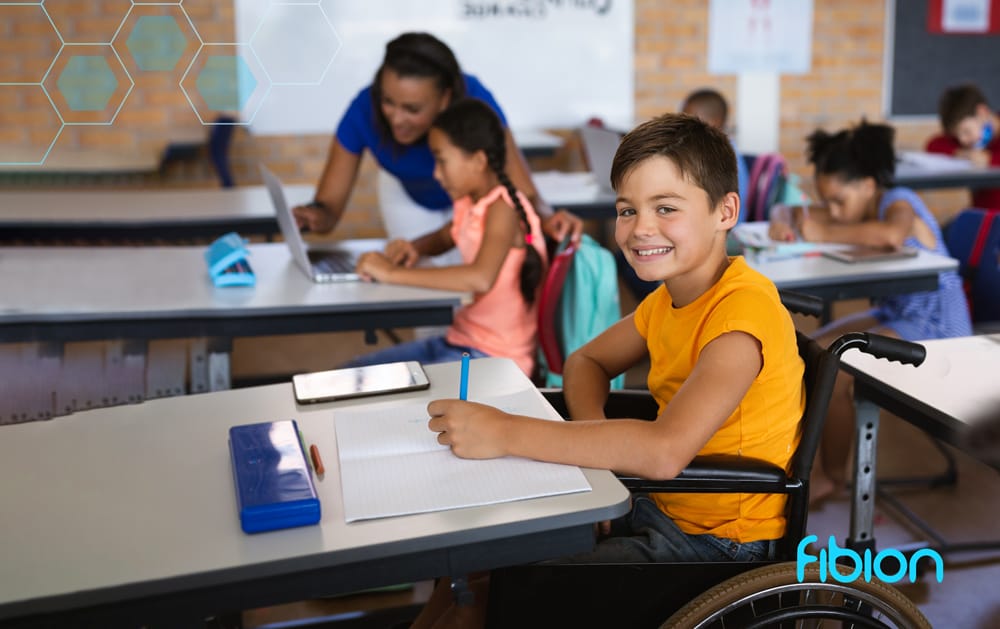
[292,361,430,404]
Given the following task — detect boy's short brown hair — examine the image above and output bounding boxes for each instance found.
[939,83,987,134]
[610,113,737,209]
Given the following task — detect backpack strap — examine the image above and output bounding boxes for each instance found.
[746,154,774,222]
[969,211,998,269]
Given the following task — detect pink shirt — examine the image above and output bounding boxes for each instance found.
[445,185,547,376]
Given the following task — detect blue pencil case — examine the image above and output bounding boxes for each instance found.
[229,419,321,534]
[205,232,255,287]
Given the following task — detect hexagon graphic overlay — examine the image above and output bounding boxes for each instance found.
[0,84,62,165]
[0,4,61,84]
[114,5,201,80]
[181,44,269,124]
[58,55,118,110]
[250,3,340,85]
[126,15,188,71]
[43,44,133,124]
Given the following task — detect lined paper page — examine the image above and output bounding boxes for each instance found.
[334,391,592,522]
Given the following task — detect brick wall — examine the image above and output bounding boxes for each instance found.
[1,0,970,233]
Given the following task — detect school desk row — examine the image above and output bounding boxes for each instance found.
[2,150,999,244]
[0,242,467,422]
[0,236,958,423]
[1,339,997,627]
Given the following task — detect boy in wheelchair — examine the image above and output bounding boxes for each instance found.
[414,112,806,628]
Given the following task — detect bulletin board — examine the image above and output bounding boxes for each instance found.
[236,0,634,135]
[886,0,1000,118]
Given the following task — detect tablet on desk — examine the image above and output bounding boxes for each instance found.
[292,361,430,404]
[822,245,919,264]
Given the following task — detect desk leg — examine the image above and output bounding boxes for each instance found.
[190,338,232,392]
[848,394,880,553]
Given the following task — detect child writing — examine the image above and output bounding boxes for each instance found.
[349,98,547,377]
[925,83,1000,211]
[770,119,972,503]
[411,113,805,629]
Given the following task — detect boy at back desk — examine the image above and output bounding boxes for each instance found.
[412,112,806,629]
[926,83,1000,211]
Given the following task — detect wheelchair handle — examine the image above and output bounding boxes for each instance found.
[828,332,926,367]
[778,290,825,319]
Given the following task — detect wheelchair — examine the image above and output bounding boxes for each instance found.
[481,291,933,628]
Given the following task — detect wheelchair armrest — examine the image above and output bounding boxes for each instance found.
[617,455,793,494]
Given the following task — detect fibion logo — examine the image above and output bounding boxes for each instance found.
[797,535,944,584]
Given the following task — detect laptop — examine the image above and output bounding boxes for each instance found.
[579,125,623,195]
[259,164,362,282]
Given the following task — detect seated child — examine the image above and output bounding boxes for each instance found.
[411,112,806,629]
[925,83,1000,211]
[681,87,750,204]
[771,119,972,503]
[349,98,547,377]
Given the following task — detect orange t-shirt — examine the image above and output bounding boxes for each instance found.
[633,257,805,542]
[445,185,547,376]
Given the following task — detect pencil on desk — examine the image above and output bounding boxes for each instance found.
[459,352,470,401]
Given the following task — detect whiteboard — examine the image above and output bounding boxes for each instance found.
[235,0,634,135]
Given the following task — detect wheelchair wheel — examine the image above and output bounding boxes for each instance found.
[661,561,931,629]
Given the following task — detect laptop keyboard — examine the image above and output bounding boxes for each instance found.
[312,252,356,274]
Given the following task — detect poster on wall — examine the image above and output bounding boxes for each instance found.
[236,0,634,135]
[707,0,813,74]
[927,0,1000,34]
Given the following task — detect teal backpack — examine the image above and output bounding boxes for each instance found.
[539,234,626,389]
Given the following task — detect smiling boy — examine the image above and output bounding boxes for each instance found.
[426,113,805,564]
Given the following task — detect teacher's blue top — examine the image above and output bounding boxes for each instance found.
[336,73,508,210]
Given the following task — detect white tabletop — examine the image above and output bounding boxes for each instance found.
[894,151,1000,190]
[532,170,615,218]
[0,357,629,620]
[841,334,1000,435]
[0,241,463,325]
[0,185,312,224]
[736,222,959,300]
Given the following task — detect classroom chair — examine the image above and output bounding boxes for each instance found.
[485,292,931,628]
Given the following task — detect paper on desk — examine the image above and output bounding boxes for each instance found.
[334,390,592,522]
[731,223,822,261]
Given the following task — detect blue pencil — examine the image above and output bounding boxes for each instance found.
[459,352,470,400]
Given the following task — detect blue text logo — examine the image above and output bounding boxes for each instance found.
[797,535,943,584]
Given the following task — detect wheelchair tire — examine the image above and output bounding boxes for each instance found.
[660,561,931,629]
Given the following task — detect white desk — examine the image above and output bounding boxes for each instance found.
[533,170,616,220]
[735,222,959,307]
[0,186,312,243]
[512,128,565,158]
[895,151,1000,191]
[0,357,630,627]
[0,242,467,420]
[841,334,1000,557]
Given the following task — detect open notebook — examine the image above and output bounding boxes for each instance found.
[334,390,591,522]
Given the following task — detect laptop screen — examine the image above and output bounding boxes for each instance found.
[580,125,622,192]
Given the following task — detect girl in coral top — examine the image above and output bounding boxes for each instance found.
[350,98,547,377]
